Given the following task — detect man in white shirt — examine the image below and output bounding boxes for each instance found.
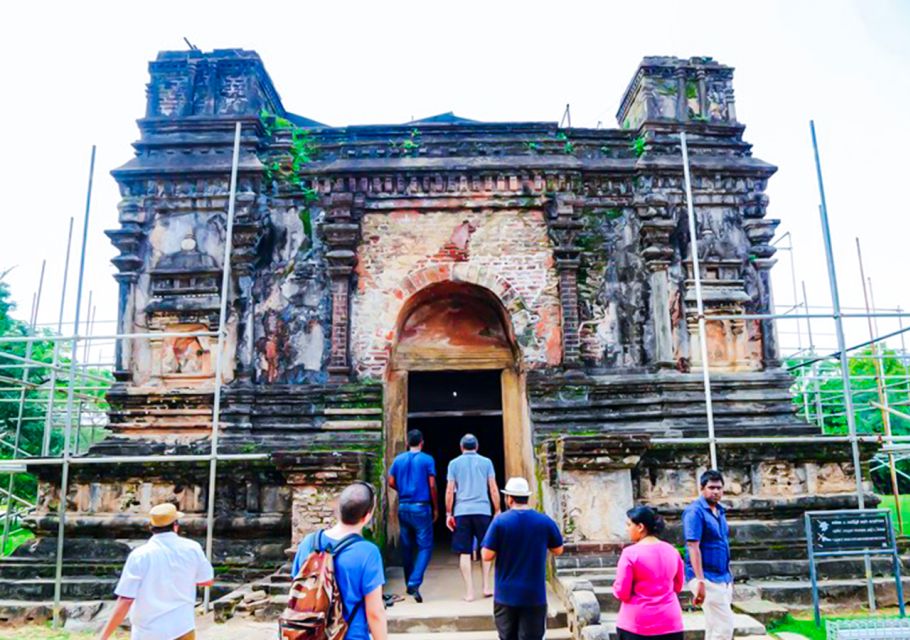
[99,503,215,640]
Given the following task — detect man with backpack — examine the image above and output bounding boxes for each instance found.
[283,482,387,640]
[388,429,438,603]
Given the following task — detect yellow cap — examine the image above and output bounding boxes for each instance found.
[149,503,184,527]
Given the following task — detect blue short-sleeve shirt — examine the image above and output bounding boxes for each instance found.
[682,496,733,584]
[482,509,563,606]
[446,452,496,517]
[389,451,436,504]
[291,531,385,640]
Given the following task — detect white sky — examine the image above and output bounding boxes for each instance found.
[1,0,908,360]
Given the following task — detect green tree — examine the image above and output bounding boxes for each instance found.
[0,279,112,502]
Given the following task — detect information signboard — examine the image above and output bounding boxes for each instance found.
[807,510,893,553]
[804,509,905,627]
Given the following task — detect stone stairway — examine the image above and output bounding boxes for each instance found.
[555,543,910,617]
[215,555,572,639]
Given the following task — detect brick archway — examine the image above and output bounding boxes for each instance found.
[380,264,530,366]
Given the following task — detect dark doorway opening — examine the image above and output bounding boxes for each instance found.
[407,370,505,544]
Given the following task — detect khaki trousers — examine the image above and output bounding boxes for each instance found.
[689,580,734,640]
[174,631,196,640]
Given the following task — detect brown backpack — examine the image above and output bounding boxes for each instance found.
[279,531,364,640]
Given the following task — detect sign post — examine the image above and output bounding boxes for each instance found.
[804,509,905,627]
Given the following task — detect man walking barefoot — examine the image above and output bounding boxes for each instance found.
[99,503,214,640]
[683,469,734,640]
[482,477,564,640]
[388,429,438,603]
[445,433,500,601]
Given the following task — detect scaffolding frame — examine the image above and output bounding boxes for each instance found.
[0,120,908,625]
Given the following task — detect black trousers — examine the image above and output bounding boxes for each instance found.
[616,629,684,640]
[494,603,548,640]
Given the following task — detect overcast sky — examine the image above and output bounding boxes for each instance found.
[1,0,908,359]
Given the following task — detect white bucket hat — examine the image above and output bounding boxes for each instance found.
[502,477,533,497]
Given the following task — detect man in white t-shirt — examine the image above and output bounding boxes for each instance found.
[99,503,215,640]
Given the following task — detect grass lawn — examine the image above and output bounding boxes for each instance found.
[768,609,907,640]
[1,528,33,557]
[876,494,910,535]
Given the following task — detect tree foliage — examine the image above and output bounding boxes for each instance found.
[0,279,112,503]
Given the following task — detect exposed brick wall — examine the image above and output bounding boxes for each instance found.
[351,209,562,378]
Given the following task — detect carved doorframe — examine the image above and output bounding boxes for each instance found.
[382,284,534,543]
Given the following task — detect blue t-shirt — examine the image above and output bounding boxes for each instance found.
[389,450,436,504]
[290,531,385,640]
[446,452,496,517]
[682,497,733,584]
[481,509,563,606]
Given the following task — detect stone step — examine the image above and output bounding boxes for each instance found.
[0,598,112,627]
[559,556,903,583]
[0,577,240,601]
[387,608,567,633]
[389,630,571,640]
[599,611,767,639]
[750,576,910,608]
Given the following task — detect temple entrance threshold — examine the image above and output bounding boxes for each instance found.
[408,370,506,544]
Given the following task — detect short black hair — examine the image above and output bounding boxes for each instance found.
[700,469,725,488]
[339,482,375,525]
[627,505,665,536]
[407,429,424,448]
[460,433,478,451]
[510,495,530,505]
[150,523,177,535]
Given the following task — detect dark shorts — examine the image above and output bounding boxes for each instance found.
[494,603,547,640]
[452,514,491,554]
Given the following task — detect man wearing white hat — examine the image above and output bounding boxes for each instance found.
[481,478,564,640]
[99,503,214,640]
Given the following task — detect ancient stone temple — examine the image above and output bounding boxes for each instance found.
[6,49,883,621]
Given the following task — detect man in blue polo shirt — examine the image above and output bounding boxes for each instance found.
[290,482,387,640]
[446,433,500,601]
[482,477,563,640]
[683,469,734,640]
[389,429,438,603]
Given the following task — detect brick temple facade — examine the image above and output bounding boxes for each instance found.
[11,49,880,614]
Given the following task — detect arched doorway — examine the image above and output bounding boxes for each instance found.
[383,281,534,542]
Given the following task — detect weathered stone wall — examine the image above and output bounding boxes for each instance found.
[351,209,562,377]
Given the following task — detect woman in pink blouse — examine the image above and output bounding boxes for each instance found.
[612,506,684,640]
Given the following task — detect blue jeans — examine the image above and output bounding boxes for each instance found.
[398,502,434,589]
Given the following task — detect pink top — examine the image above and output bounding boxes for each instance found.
[612,540,685,636]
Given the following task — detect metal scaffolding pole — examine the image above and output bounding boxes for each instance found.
[202,122,242,612]
[810,121,874,611]
[857,238,901,532]
[1,263,45,551]
[53,146,95,628]
[802,282,825,428]
[42,217,74,458]
[680,131,718,469]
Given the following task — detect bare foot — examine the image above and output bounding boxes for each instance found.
[483,591,493,598]
[464,593,475,602]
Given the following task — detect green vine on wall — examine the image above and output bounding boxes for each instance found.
[260,109,320,240]
[389,128,422,156]
[631,135,647,157]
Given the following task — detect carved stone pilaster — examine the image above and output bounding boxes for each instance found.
[323,193,362,382]
[635,192,676,368]
[105,193,146,382]
[743,191,781,369]
[547,194,583,368]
